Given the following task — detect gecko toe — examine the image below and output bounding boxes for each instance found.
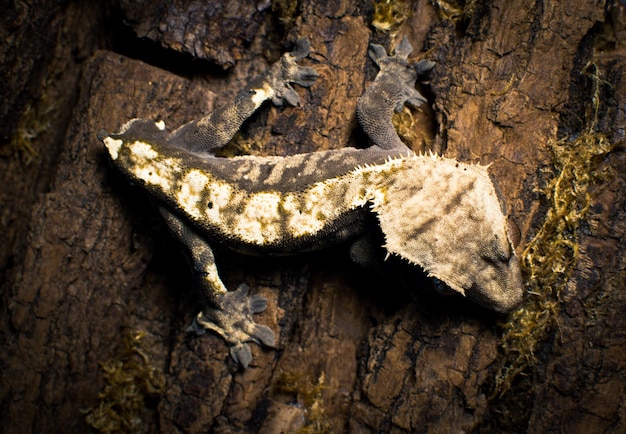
[230,343,253,369]
[273,85,300,106]
[290,38,311,60]
[291,66,318,87]
[249,294,269,313]
[251,324,275,347]
[415,59,436,75]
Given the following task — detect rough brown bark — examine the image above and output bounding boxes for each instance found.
[1,0,624,433]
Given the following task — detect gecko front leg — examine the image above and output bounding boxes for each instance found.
[169,38,318,153]
[99,39,317,156]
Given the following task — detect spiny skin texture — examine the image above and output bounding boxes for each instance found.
[99,38,523,367]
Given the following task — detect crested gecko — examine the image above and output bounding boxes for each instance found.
[99,38,523,368]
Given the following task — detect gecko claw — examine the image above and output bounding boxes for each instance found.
[415,59,436,75]
[290,38,311,61]
[394,35,413,58]
[230,343,253,368]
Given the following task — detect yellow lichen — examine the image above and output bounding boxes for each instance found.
[272,0,299,29]
[9,89,54,165]
[83,331,165,434]
[392,107,418,145]
[493,62,614,396]
[273,370,329,433]
[391,106,434,153]
[372,0,412,33]
[432,0,478,22]
[392,106,434,152]
[215,132,264,158]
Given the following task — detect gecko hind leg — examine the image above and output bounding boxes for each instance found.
[160,208,275,368]
[357,36,435,150]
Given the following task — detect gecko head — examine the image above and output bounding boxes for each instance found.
[462,241,524,313]
[98,118,170,163]
[427,224,524,313]
[367,37,435,95]
[98,118,184,196]
[373,158,524,313]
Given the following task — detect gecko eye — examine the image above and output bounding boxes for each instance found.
[432,278,455,295]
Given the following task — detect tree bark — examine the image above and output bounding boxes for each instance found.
[1,0,624,433]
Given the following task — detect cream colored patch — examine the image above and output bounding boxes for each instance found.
[205,181,237,222]
[233,192,282,244]
[128,141,181,192]
[282,192,329,237]
[129,141,159,160]
[281,175,370,238]
[155,120,166,130]
[132,162,176,191]
[103,137,123,160]
[221,157,409,245]
[243,164,262,183]
[264,163,287,185]
[251,84,275,107]
[177,170,209,219]
[301,155,320,177]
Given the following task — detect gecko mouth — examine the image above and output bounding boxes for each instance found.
[466,261,524,313]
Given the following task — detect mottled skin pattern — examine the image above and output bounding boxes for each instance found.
[99,38,523,368]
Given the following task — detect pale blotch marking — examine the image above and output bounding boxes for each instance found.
[264,162,287,186]
[129,141,160,160]
[103,137,123,160]
[233,192,282,244]
[282,174,371,238]
[204,181,238,222]
[129,141,180,192]
[301,154,321,177]
[251,84,275,107]
[177,170,210,219]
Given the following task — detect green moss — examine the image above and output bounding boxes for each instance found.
[215,132,264,157]
[83,331,165,434]
[273,370,329,433]
[372,0,412,33]
[9,89,54,165]
[272,0,299,30]
[492,62,614,397]
[432,0,477,22]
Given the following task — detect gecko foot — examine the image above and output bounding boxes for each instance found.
[268,38,318,107]
[188,284,275,368]
[367,36,434,111]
